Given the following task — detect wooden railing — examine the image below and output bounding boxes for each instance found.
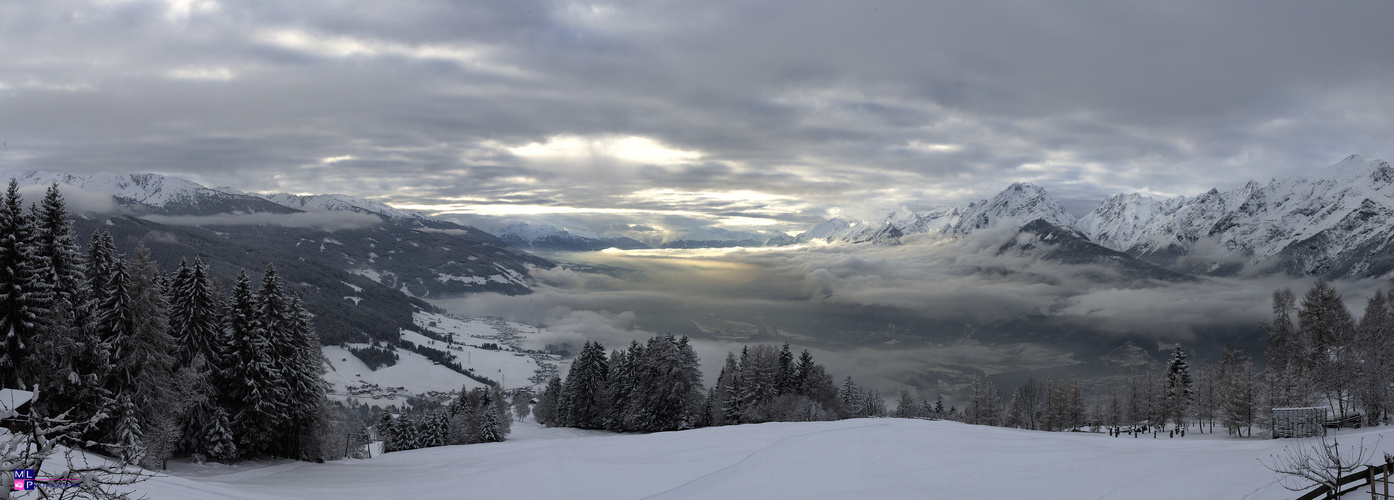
[1295,459,1394,500]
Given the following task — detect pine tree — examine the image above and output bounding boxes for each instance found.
[560,341,608,429]
[841,376,860,418]
[737,344,779,422]
[793,349,815,394]
[283,295,328,460]
[776,342,795,395]
[376,412,399,452]
[111,393,143,462]
[477,395,503,443]
[627,334,704,431]
[202,405,238,462]
[0,179,50,389]
[28,185,107,424]
[895,390,918,418]
[224,270,283,457]
[1164,344,1194,429]
[86,230,118,306]
[713,352,741,426]
[534,376,562,426]
[170,259,224,368]
[126,246,178,468]
[603,344,637,431]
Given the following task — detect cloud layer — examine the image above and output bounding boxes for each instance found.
[2,1,1391,235]
[432,232,1393,393]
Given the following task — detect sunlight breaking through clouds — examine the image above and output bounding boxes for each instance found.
[508,135,703,166]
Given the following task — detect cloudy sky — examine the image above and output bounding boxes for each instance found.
[2,0,1391,236]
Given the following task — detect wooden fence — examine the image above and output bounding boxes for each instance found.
[1294,458,1394,500]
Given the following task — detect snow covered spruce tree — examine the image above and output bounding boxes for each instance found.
[0,179,50,391]
[534,375,562,426]
[89,246,179,466]
[219,266,329,460]
[711,350,743,426]
[167,258,237,462]
[560,340,609,429]
[29,187,110,430]
[223,269,281,458]
[1163,344,1194,430]
[626,334,705,431]
[602,341,639,431]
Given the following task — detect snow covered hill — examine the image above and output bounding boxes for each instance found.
[322,311,567,405]
[132,418,1390,499]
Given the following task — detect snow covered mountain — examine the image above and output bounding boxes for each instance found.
[1075,155,1394,278]
[789,155,1394,279]
[0,170,550,297]
[793,182,1078,244]
[258,192,430,220]
[0,170,294,215]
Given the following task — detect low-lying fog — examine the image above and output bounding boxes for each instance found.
[430,229,1390,403]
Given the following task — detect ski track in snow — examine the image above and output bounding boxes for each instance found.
[641,422,890,500]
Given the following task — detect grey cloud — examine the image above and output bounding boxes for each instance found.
[16,184,115,214]
[1,0,1391,238]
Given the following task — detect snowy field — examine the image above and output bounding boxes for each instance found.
[321,311,563,404]
[127,418,1394,499]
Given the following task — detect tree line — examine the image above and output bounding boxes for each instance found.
[940,279,1393,437]
[374,386,511,452]
[532,337,895,434]
[0,180,330,468]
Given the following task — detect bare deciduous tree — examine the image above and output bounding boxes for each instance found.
[1261,435,1380,499]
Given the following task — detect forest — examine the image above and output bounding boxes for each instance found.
[0,181,336,494]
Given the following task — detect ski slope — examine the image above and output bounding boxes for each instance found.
[129,418,1394,499]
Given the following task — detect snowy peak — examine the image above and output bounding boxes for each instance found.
[949,182,1076,235]
[0,170,294,215]
[1075,193,1175,252]
[259,192,425,219]
[793,216,859,244]
[1072,155,1394,279]
[790,183,1077,245]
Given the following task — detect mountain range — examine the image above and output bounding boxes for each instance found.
[788,155,1394,280]
[0,170,550,346]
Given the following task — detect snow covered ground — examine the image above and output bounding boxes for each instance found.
[126,418,1394,499]
[322,345,484,401]
[321,311,564,405]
